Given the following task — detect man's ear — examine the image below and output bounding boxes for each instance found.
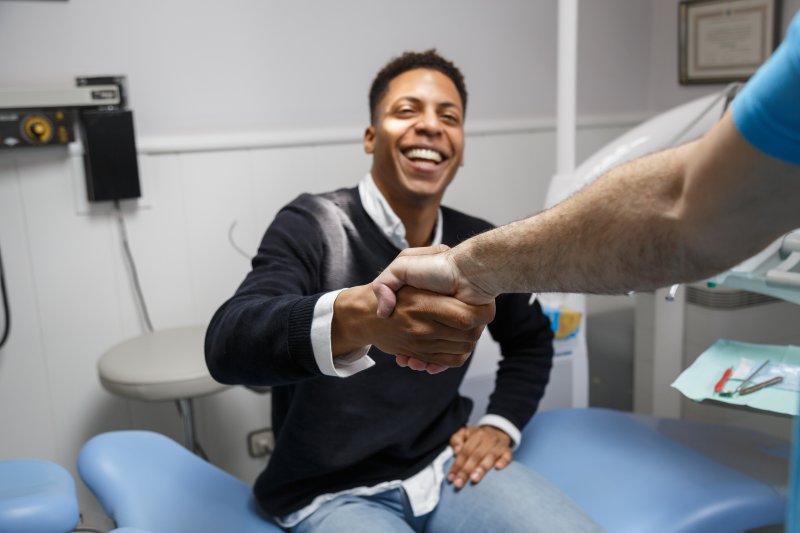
[364,126,375,154]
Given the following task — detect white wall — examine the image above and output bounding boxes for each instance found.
[0,0,737,519]
[577,0,652,115]
[0,0,559,137]
[1,0,677,135]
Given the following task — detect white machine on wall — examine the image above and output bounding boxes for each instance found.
[0,76,141,203]
[0,76,142,357]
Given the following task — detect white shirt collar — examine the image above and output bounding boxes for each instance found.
[358,173,443,250]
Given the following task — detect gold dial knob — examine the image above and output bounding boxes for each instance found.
[21,115,54,144]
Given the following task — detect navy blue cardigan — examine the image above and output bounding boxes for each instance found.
[205,187,554,517]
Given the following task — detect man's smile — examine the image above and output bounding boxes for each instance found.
[403,147,446,164]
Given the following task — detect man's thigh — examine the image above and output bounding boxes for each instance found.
[425,461,604,533]
[291,490,415,533]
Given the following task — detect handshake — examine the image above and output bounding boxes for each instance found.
[369,244,499,374]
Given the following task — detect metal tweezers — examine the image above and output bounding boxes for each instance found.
[718,360,770,397]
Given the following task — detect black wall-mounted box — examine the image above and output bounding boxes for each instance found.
[80,109,141,202]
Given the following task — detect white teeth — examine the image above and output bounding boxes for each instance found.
[405,148,443,163]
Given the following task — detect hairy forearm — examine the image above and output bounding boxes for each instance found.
[452,113,800,296]
[453,145,696,295]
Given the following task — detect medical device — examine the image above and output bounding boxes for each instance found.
[0,76,140,202]
[0,78,121,148]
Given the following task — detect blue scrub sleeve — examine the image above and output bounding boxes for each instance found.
[732,10,800,165]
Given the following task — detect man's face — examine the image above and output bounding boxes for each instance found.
[365,68,465,207]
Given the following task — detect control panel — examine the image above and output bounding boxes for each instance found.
[0,77,140,203]
[0,109,75,148]
[0,79,121,150]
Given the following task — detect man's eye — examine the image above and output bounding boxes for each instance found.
[442,114,461,124]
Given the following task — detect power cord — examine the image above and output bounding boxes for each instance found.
[0,242,9,349]
[228,220,252,260]
[112,201,210,460]
[112,200,153,333]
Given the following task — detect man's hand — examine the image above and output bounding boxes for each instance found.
[448,425,513,489]
[332,284,495,371]
[372,245,497,373]
[372,245,495,319]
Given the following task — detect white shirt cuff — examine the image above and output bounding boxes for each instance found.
[478,414,522,450]
[311,289,375,377]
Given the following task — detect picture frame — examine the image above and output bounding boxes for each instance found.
[679,0,781,84]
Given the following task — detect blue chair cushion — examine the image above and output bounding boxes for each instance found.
[78,430,282,533]
[515,408,786,533]
[0,459,80,533]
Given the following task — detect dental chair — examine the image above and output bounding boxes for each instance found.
[0,459,80,533]
[517,407,789,532]
[78,430,282,533]
[77,409,789,533]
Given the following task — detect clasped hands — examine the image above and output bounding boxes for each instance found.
[369,244,497,374]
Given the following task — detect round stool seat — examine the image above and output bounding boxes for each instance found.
[98,325,228,402]
[0,460,80,533]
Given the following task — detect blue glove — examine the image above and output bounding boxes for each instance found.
[732,10,800,165]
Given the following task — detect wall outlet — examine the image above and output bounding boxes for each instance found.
[247,428,275,458]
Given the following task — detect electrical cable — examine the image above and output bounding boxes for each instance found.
[174,401,209,461]
[112,201,153,333]
[0,243,10,349]
[228,220,252,260]
[112,202,212,460]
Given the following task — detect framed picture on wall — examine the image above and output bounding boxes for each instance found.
[679,0,781,84]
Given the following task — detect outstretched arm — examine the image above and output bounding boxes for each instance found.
[374,12,800,308]
[453,112,800,295]
[375,112,800,309]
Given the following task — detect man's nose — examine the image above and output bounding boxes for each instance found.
[415,108,442,135]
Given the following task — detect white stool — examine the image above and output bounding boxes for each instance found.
[98,325,229,455]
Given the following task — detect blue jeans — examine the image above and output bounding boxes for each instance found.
[291,459,603,532]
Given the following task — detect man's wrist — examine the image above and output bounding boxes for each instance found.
[477,414,521,449]
[450,240,498,301]
[331,284,374,357]
[481,425,511,445]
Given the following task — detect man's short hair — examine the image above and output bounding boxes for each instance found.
[369,49,468,124]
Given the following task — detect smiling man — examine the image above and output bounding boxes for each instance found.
[205,50,601,532]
